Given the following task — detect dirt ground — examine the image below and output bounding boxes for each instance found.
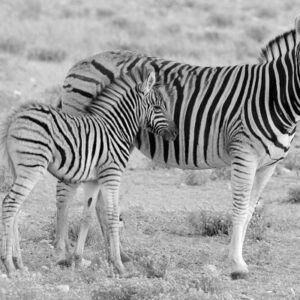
[0,150,300,299]
[1,0,300,298]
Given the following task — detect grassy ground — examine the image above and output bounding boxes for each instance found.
[1,0,300,299]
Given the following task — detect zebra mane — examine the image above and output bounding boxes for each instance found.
[258,29,296,63]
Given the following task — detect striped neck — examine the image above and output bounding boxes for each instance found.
[268,52,300,128]
[88,82,143,147]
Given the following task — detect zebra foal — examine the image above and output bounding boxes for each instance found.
[55,16,300,279]
[0,71,177,276]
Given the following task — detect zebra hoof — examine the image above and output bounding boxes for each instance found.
[230,271,249,280]
[56,257,73,268]
[121,252,131,263]
[75,258,91,269]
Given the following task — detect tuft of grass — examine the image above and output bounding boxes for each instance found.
[27,47,67,63]
[188,210,231,236]
[248,203,270,241]
[182,170,211,186]
[0,37,26,55]
[210,167,231,181]
[95,8,114,18]
[60,7,90,19]
[208,13,234,28]
[91,278,175,300]
[255,7,278,19]
[286,186,300,203]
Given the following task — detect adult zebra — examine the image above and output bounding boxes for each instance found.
[0,71,177,276]
[56,16,300,279]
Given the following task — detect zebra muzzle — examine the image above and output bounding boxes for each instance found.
[162,124,178,141]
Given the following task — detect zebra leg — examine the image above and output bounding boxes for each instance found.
[2,173,43,276]
[100,181,125,276]
[12,210,24,270]
[55,181,78,266]
[73,181,100,267]
[229,153,257,280]
[95,190,131,264]
[241,164,276,244]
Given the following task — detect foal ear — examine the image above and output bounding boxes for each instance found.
[144,72,156,94]
[295,15,300,45]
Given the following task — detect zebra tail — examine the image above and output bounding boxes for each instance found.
[0,111,19,179]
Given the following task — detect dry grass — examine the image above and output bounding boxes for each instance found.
[286,186,300,203]
[0,0,300,299]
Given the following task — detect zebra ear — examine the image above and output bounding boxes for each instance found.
[144,72,156,94]
[295,15,300,45]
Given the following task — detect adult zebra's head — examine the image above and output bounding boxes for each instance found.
[139,72,178,141]
[296,15,300,74]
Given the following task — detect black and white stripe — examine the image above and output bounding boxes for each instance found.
[56,17,300,278]
[0,72,177,276]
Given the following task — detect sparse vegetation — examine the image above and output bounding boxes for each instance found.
[286,186,300,203]
[188,209,231,236]
[27,47,67,62]
[0,0,300,298]
[0,37,26,55]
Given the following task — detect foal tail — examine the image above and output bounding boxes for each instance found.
[0,106,29,179]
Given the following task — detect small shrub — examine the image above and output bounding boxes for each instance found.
[183,170,211,186]
[95,8,114,18]
[60,7,90,18]
[248,204,270,241]
[255,7,277,19]
[27,47,67,63]
[210,167,231,181]
[91,278,175,300]
[203,30,221,42]
[286,186,300,203]
[188,210,231,236]
[0,37,26,54]
[208,13,234,28]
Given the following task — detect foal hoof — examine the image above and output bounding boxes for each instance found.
[75,258,91,269]
[56,257,73,268]
[121,252,131,263]
[230,271,249,280]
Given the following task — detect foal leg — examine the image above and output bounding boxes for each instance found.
[73,181,100,267]
[12,210,24,270]
[2,170,45,276]
[100,179,125,276]
[95,190,130,264]
[241,164,276,244]
[55,181,78,266]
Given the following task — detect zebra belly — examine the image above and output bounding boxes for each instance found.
[136,134,231,170]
